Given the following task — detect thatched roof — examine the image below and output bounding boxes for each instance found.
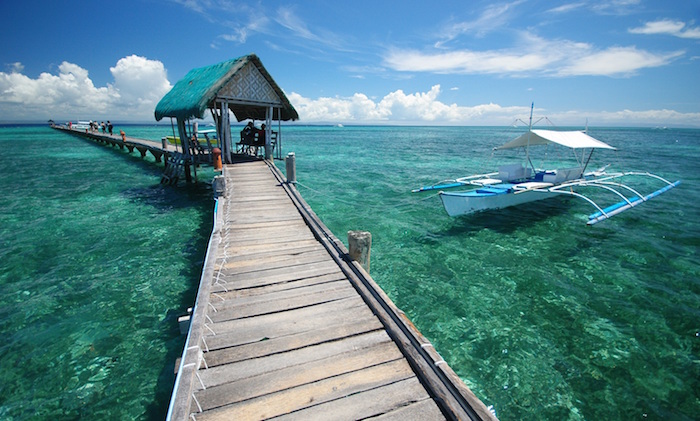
[154,54,299,122]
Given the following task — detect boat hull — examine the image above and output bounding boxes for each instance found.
[439,187,557,217]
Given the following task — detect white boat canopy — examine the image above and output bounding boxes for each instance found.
[495,129,616,151]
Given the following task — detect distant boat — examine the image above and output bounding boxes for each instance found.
[166,129,218,145]
[413,104,680,225]
[70,120,91,130]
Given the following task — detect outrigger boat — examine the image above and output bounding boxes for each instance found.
[165,128,218,146]
[413,106,680,225]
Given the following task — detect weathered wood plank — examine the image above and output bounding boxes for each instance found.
[221,249,332,275]
[196,339,406,410]
[211,272,347,301]
[370,398,447,420]
[220,226,314,245]
[269,377,442,421]
[218,241,322,263]
[209,280,357,322]
[211,278,354,311]
[203,296,372,349]
[194,359,417,421]
[199,330,395,388]
[203,311,383,367]
[222,218,309,231]
[213,259,342,291]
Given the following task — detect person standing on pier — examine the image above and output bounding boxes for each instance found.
[107,121,113,136]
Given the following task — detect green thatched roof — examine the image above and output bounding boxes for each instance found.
[154,54,299,122]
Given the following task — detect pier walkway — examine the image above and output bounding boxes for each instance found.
[168,159,496,420]
[53,125,215,184]
[54,125,179,163]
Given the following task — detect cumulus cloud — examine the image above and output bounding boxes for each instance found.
[287,85,700,127]
[0,55,171,121]
[629,19,700,39]
[288,85,525,125]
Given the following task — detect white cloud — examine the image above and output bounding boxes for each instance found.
[288,85,525,125]
[110,55,172,107]
[385,33,683,77]
[557,46,685,76]
[437,0,525,45]
[629,19,700,39]
[1,57,697,127]
[0,56,171,122]
[546,2,586,14]
[579,108,700,126]
[287,85,700,127]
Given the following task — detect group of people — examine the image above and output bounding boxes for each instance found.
[239,121,269,154]
[68,120,114,135]
[240,121,269,145]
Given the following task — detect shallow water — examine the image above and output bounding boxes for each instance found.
[0,124,697,420]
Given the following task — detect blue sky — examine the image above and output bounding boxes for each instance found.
[1,0,698,126]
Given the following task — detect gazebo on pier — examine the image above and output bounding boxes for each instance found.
[154,54,299,180]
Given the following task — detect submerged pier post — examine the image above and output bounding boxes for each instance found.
[348,230,372,273]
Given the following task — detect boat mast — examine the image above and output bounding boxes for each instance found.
[526,102,534,172]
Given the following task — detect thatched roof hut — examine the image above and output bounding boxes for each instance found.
[154,54,298,164]
[154,54,298,123]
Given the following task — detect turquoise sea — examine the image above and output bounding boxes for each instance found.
[0,124,698,420]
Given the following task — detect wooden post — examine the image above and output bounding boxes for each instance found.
[177,119,192,183]
[348,230,371,273]
[285,152,296,183]
[265,105,273,160]
[213,175,225,198]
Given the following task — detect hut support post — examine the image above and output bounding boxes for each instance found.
[265,106,273,160]
[177,119,193,183]
[276,108,282,160]
[221,101,232,163]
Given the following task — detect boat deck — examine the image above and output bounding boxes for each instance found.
[168,160,496,420]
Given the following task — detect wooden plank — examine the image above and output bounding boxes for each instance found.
[203,311,383,367]
[211,278,354,311]
[203,296,373,349]
[199,330,395,388]
[213,259,342,290]
[219,241,322,262]
[269,377,442,421]
[196,339,406,410]
[370,398,447,420]
[222,218,309,231]
[194,359,417,421]
[221,249,332,275]
[209,280,357,322]
[221,226,314,244]
[220,232,317,249]
[210,272,347,301]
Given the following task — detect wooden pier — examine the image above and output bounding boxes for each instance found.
[168,159,497,420]
[54,125,175,161]
[53,125,214,184]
